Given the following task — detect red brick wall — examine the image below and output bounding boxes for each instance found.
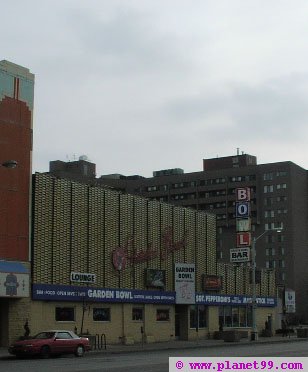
[0,96,32,260]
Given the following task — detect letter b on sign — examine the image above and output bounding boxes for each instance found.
[236,187,251,201]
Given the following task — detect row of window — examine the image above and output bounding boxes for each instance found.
[264,222,284,230]
[56,307,170,322]
[266,260,286,269]
[263,171,288,180]
[264,209,288,217]
[265,235,285,243]
[264,196,287,205]
[264,184,287,193]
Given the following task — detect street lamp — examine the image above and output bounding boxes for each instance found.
[251,227,282,341]
[1,160,18,169]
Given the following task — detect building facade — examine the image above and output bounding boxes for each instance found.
[94,153,307,322]
[0,61,34,346]
[29,173,276,345]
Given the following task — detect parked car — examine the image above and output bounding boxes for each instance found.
[8,330,91,358]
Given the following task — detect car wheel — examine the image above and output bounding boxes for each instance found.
[75,345,85,357]
[40,345,50,359]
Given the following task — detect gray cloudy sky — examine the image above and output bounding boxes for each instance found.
[2,0,308,177]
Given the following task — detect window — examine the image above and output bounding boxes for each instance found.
[276,171,287,177]
[265,223,274,230]
[264,197,274,206]
[147,185,158,192]
[219,306,251,328]
[263,173,273,181]
[132,308,143,321]
[277,196,287,202]
[264,185,274,193]
[93,308,110,321]
[189,305,207,328]
[265,235,275,243]
[277,209,287,214]
[279,246,285,255]
[266,260,276,269]
[264,210,275,218]
[56,332,73,339]
[266,247,275,256]
[55,307,75,322]
[277,184,287,190]
[278,260,285,268]
[156,309,170,321]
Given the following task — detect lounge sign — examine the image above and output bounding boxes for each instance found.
[70,272,96,284]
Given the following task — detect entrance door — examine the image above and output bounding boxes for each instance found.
[175,310,180,339]
[0,299,9,347]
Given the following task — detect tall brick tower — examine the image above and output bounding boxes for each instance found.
[0,60,34,260]
[0,60,34,345]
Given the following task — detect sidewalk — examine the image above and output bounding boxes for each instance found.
[1,334,306,359]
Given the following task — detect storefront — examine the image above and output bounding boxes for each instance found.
[0,261,30,346]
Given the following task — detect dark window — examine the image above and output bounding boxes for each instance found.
[190,305,207,328]
[55,307,75,322]
[93,308,110,321]
[156,309,170,321]
[132,308,143,321]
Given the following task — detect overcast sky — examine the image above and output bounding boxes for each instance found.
[2,1,308,177]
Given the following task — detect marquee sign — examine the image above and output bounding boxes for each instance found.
[32,284,175,304]
[32,284,276,307]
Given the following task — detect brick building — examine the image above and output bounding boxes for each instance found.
[0,60,34,345]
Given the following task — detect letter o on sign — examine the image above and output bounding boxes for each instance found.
[236,202,250,218]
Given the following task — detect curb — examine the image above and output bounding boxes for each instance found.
[1,337,305,359]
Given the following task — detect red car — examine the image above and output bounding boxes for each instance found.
[8,330,91,358]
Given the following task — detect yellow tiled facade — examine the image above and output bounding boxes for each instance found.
[22,174,278,345]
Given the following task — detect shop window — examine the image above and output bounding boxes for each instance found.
[93,308,110,322]
[219,306,251,328]
[232,308,239,327]
[189,305,207,328]
[55,307,75,322]
[132,308,143,321]
[156,309,170,321]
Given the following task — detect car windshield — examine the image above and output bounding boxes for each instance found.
[33,332,55,339]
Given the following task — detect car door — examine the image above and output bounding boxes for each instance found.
[54,332,75,354]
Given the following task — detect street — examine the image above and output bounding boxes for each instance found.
[2,340,308,372]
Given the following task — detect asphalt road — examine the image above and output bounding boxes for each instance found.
[2,341,308,372]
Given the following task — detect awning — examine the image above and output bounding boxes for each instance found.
[0,261,29,273]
